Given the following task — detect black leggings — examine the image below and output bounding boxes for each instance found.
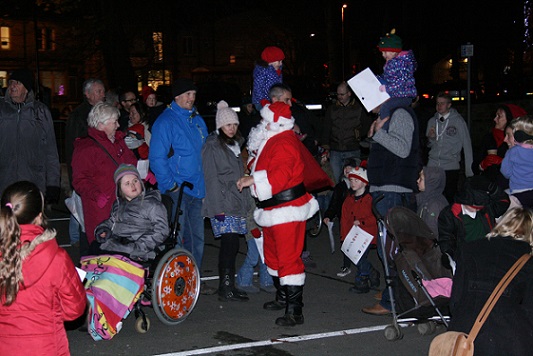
[218,233,241,270]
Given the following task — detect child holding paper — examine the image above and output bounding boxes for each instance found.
[340,165,379,293]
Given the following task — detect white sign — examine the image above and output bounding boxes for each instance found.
[347,67,390,112]
[341,225,374,265]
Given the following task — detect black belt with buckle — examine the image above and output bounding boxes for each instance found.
[256,183,306,209]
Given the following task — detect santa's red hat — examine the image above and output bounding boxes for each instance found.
[260,102,294,131]
[505,104,527,119]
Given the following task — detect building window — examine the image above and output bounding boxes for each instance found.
[183,36,193,56]
[1,27,10,50]
[153,32,163,62]
[0,71,7,88]
[38,27,56,51]
[229,55,236,64]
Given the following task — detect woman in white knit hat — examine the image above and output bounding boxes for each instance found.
[201,100,250,302]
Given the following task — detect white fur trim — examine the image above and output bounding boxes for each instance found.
[280,273,306,286]
[253,198,319,227]
[253,170,272,200]
[267,267,278,276]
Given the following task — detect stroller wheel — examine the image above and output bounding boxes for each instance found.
[384,324,403,341]
[135,316,150,333]
[417,321,437,335]
[151,248,200,326]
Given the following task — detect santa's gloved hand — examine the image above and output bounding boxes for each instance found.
[214,214,225,222]
[96,194,110,209]
[250,228,262,238]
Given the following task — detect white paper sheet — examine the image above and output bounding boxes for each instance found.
[76,267,87,282]
[347,67,390,112]
[341,225,374,265]
[327,221,335,254]
[136,159,149,179]
[254,235,265,264]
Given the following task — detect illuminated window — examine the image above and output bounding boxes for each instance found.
[38,28,56,51]
[1,27,10,50]
[229,55,236,64]
[153,32,163,62]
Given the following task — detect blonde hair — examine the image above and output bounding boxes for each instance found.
[0,181,45,306]
[512,115,533,144]
[486,207,533,251]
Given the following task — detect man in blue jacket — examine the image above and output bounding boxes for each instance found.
[149,78,215,294]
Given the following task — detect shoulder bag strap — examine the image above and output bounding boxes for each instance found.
[88,136,119,166]
[467,253,531,341]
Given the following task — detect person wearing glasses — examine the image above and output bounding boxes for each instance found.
[321,81,370,184]
[119,90,138,133]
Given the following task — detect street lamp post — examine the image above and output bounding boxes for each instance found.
[341,4,347,81]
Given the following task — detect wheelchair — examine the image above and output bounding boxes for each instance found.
[130,182,201,333]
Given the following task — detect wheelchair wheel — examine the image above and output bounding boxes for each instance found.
[306,209,323,237]
[151,248,200,326]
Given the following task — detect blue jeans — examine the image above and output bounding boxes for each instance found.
[167,190,205,270]
[236,239,273,287]
[69,214,80,245]
[329,150,360,184]
[379,97,413,119]
[370,191,414,310]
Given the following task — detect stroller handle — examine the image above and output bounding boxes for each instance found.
[372,193,385,220]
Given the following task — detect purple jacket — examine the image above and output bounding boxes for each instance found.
[378,50,417,98]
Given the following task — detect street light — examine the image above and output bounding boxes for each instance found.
[341,4,347,81]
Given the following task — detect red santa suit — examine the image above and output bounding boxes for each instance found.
[250,102,319,286]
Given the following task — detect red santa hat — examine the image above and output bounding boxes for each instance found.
[260,102,294,132]
[141,85,155,103]
[261,46,285,63]
[505,103,527,119]
[347,166,368,184]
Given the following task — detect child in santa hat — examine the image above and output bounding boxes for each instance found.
[252,46,285,111]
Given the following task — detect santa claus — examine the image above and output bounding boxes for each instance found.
[237,101,319,326]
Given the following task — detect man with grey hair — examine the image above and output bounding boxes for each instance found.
[66,78,106,181]
[65,78,105,253]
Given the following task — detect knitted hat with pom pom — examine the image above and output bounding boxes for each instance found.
[377,29,402,52]
[215,100,239,130]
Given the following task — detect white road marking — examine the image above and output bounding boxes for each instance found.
[153,324,390,356]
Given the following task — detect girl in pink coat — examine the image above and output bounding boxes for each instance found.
[0,181,86,356]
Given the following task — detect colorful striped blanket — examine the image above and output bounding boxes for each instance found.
[81,254,145,341]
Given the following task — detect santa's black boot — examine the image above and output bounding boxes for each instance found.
[263,276,286,310]
[275,285,304,326]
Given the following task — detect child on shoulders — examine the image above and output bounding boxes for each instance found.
[252,46,285,111]
[376,28,417,119]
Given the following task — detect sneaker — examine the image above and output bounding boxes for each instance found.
[336,267,352,277]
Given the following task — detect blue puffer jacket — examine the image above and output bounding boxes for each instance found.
[149,101,208,198]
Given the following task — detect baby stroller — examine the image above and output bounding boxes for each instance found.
[373,198,452,341]
[82,182,200,337]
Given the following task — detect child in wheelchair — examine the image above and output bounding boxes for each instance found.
[95,164,169,262]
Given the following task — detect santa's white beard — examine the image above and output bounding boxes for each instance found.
[247,121,269,153]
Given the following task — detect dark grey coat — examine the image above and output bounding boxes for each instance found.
[201,132,249,219]
[96,189,169,261]
[0,90,60,195]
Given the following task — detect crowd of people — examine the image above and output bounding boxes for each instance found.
[2,28,533,355]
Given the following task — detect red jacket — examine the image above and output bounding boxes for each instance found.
[72,127,137,243]
[252,130,318,227]
[340,191,377,242]
[0,225,86,356]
